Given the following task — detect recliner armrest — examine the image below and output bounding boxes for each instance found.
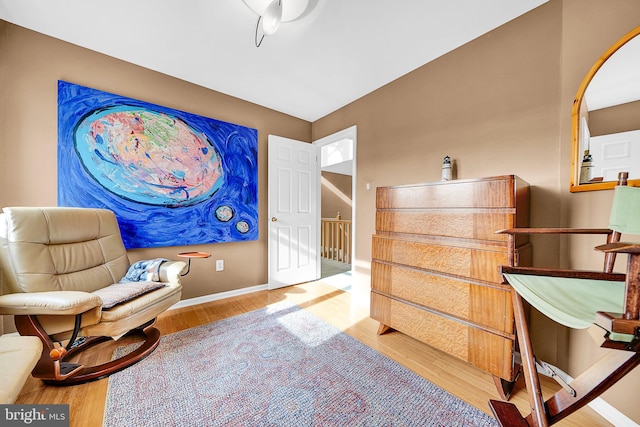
[0,291,102,316]
[158,261,188,284]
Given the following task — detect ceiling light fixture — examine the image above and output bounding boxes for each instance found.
[243,0,310,47]
[261,0,283,36]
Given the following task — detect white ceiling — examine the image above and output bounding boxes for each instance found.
[0,0,548,122]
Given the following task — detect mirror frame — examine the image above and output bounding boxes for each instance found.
[570,25,640,192]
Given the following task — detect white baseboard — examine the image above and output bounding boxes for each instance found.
[169,284,268,310]
[588,399,639,427]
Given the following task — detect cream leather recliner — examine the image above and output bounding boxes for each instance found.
[0,207,186,385]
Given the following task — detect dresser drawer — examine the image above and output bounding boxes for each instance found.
[372,235,508,283]
[370,293,515,380]
[376,210,516,242]
[371,261,514,333]
[376,175,527,210]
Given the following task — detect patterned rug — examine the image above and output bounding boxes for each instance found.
[104,302,497,426]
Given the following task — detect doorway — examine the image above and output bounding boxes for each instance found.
[313,126,356,284]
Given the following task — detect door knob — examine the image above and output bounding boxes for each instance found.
[271,217,278,222]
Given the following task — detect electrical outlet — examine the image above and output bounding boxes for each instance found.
[215,259,224,271]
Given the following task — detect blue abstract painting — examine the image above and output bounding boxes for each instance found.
[58,81,258,248]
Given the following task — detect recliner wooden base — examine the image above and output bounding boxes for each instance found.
[15,314,161,386]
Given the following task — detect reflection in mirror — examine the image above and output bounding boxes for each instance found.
[571,26,640,192]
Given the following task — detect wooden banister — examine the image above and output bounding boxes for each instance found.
[321,219,352,263]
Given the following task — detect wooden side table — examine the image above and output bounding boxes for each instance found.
[177,251,211,276]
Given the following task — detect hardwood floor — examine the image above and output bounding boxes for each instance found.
[15,278,612,427]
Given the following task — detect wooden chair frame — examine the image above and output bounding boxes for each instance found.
[489,173,640,426]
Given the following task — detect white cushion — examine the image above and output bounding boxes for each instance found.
[92,282,166,310]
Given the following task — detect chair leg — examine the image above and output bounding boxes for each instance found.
[511,290,550,427]
[489,292,640,427]
[15,314,161,386]
[489,290,551,426]
[489,399,530,427]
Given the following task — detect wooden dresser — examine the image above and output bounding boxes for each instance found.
[370,175,530,396]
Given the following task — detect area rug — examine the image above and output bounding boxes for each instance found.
[103,302,497,426]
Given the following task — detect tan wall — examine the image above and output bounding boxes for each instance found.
[315,0,563,265]
[315,0,566,363]
[0,21,311,302]
[3,0,640,421]
[321,171,352,220]
[560,0,640,419]
[589,100,640,136]
[314,0,640,421]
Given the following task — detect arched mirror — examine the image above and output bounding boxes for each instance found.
[571,26,640,192]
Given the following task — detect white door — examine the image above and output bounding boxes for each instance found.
[268,135,320,289]
[589,129,640,181]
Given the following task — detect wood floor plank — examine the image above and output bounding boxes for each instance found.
[13,279,612,427]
